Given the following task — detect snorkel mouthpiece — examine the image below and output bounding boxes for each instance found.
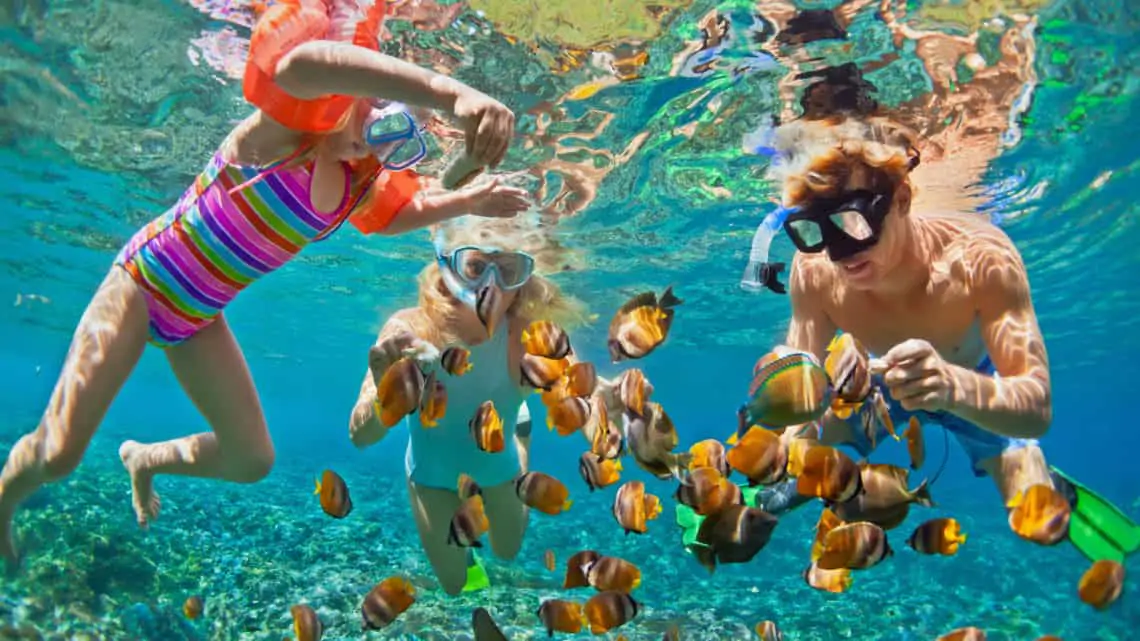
[741,205,795,294]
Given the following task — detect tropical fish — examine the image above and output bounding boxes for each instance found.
[457,473,482,501]
[583,555,642,593]
[618,368,653,416]
[470,401,505,453]
[796,446,863,504]
[375,357,426,427]
[563,550,602,588]
[360,577,416,631]
[1006,483,1071,545]
[291,603,323,641]
[440,346,473,376]
[786,437,814,477]
[472,607,508,641]
[584,591,640,635]
[540,375,571,409]
[740,350,830,428]
[613,480,663,534]
[726,426,787,485]
[548,395,591,437]
[904,416,924,469]
[607,287,683,362]
[585,396,623,460]
[314,470,353,518]
[515,471,573,515]
[907,517,967,556]
[832,463,932,530]
[756,620,784,641]
[824,333,872,418]
[182,595,203,620]
[579,452,622,491]
[1077,559,1124,610]
[802,563,853,593]
[624,403,690,480]
[816,522,892,570]
[566,362,598,397]
[810,508,844,562]
[674,467,741,517]
[544,549,556,572]
[521,320,572,360]
[448,494,490,548]
[475,284,502,336]
[688,439,730,477]
[537,599,587,636]
[521,353,569,390]
[418,371,447,428]
[937,628,986,641]
[692,505,779,572]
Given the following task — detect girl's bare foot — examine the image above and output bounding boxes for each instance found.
[118,441,161,527]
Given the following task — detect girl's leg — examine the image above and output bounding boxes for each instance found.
[0,268,150,567]
[406,479,467,595]
[484,477,529,562]
[118,313,274,526]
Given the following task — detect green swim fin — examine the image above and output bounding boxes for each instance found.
[1051,466,1140,564]
[463,549,491,592]
[676,485,765,550]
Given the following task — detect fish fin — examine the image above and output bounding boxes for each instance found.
[911,479,934,507]
[726,431,739,445]
[563,499,573,511]
[470,540,484,548]
[521,329,531,344]
[1006,490,1026,510]
[313,478,321,495]
[615,460,623,471]
[380,405,404,428]
[618,291,659,314]
[658,285,683,308]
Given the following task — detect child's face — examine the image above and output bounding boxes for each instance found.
[321,100,399,162]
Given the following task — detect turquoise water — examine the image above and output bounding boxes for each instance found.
[2,0,1140,639]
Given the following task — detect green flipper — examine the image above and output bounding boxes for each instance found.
[463,550,491,592]
[1052,466,1140,564]
[676,485,764,550]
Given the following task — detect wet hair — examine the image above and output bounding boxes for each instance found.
[766,116,921,208]
[414,217,589,345]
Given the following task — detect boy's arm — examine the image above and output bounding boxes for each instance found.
[780,255,848,447]
[944,241,1052,438]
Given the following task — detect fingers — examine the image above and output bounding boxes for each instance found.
[898,391,942,412]
[882,339,933,368]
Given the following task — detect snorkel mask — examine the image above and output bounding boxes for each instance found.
[433,231,537,307]
[783,190,892,262]
[362,100,428,170]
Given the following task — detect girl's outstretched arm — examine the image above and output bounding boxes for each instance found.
[349,309,434,448]
[275,42,468,111]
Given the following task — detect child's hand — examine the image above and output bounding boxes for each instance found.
[465,177,530,218]
[452,88,515,168]
[369,331,438,385]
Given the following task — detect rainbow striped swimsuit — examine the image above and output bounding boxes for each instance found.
[115,152,367,347]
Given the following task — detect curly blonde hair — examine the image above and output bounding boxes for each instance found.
[767,116,921,207]
[410,217,589,345]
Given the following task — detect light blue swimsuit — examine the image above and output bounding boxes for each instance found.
[405,325,531,490]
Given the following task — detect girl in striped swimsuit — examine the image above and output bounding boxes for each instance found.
[0,0,529,568]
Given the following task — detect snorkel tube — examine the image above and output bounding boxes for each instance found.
[740,205,794,294]
[740,118,793,294]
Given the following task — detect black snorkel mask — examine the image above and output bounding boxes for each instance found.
[782,190,892,262]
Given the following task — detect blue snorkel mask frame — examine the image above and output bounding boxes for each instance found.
[433,231,537,306]
[362,101,428,171]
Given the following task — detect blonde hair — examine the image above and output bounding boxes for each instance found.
[412,216,589,345]
[767,116,920,207]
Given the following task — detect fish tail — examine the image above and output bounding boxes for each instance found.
[958,532,968,544]
[659,285,683,308]
[912,479,935,507]
[726,431,739,445]
[614,460,623,471]
[562,499,573,511]
[313,478,321,495]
